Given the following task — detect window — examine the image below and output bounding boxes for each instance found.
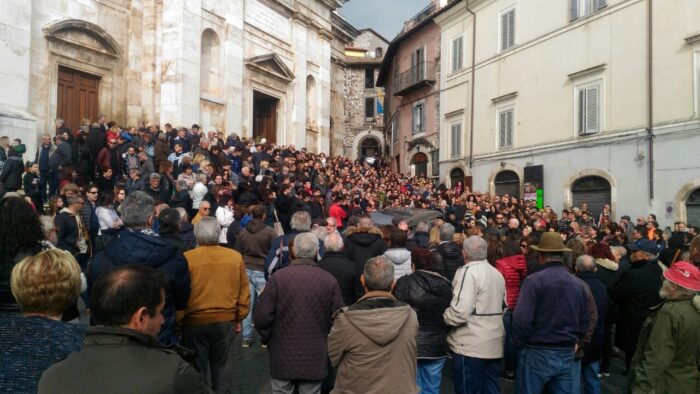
[411,47,425,80]
[365,68,375,89]
[452,36,464,72]
[576,84,601,135]
[412,103,425,134]
[498,108,514,149]
[570,0,607,21]
[500,7,516,52]
[375,47,383,57]
[392,118,398,144]
[450,123,462,158]
[365,97,375,119]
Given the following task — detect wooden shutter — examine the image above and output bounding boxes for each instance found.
[578,89,586,134]
[585,87,599,134]
[507,11,515,49]
[570,0,579,20]
[451,124,461,157]
[597,0,607,10]
[499,111,507,148]
[500,12,508,50]
[506,110,513,147]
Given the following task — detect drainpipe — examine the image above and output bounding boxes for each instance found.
[647,0,654,202]
[466,0,477,169]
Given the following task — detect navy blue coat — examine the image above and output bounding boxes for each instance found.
[88,229,191,345]
[577,271,608,364]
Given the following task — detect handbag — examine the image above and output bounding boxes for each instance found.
[272,207,284,236]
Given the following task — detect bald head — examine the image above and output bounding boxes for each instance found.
[575,255,596,273]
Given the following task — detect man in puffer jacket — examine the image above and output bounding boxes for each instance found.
[495,237,527,378]
[383,227,412,280]
[430,223,465,282]
[344,215,387,276]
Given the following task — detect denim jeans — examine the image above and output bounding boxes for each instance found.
[270,379,321,394]
[515,346,581,394]
[417,358,446,394]
[452,352,501,394]
[503,309,521,372]
[242,269,266,341]
[183,321,237,393]
[581,361,600,394]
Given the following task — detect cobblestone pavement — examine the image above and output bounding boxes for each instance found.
[230,332,627,394]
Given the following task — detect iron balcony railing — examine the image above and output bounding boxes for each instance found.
[393,61,437,96]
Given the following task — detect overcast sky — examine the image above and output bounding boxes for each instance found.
[338,0,431,41]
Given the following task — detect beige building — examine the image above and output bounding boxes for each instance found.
[436,0,700,225]
[0,0,346,160]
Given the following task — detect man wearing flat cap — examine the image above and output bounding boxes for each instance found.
[627,261,700,393]
[611,239,663,369]
[513,232,593,393]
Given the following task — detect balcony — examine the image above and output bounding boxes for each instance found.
[393,61,437,96]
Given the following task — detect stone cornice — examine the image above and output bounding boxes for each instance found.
[685,33,700,46]
[491,91,518,104]
[568,64,607,80]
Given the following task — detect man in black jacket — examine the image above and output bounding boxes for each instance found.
[430,223,464,281]
[318,233,360,306]
[343,215,387,277]
[48,135,71,197]
[39,265,208,394]
[611,239,662,369]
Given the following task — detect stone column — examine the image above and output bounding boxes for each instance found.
[0,0,37,159]
[159,0,201,127]
[126,0,145,126]
[291,15,308,148]
[318,28,333,155]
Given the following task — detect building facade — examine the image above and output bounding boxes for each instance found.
[0,0,345,160]
[435,0,700,225]
[378,0,456,178]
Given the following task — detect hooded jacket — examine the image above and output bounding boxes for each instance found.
[495,254,527,310]
[627,296,700,394]
[0,156,22,190]
[431,241,465,282]
[383,248,412,280]
[344,226,387,275]
[328,292,419,394]
[235,218,278,272]
[594,258,621,289]
[88,229,191,345]
[393,270,452,359]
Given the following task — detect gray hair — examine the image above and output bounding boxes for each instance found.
[311,226,327,242]
[38,215,54,240]
[363,256,394,291]
[610,246,627,258]
[293,232,319,259]
[439,223,455,242]
[325,233,344,252]
[290,211,312,232]
[176,180,188,191]
[463,235,488,261]
[575,255,596,272]
[66,195,83,206]
[416,221,428,232]
[121,191,155,228]
[149,173,161,181]
[194,217,221,245]
[196,174,208,183]
[175,207,188,222]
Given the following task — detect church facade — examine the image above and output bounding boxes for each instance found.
[1,0,344,159]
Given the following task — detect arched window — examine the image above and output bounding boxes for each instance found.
[571,176,611,219]
[411,152,428,178]
[450,168,465,188]
[306,75,317,127]
[494,170,520,198]
[200,29,221,96]
[687,188,700,227]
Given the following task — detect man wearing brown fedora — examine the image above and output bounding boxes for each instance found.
[512,232,594,393]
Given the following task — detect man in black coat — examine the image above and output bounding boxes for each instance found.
[318,233,360,306]
[0,147,23,193]
[48,135,71,196]
[611,239,662,369]
[343,215,387,278]
[88,192,190,346]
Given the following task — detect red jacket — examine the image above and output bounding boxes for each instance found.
[328,203,346,228]
[495,254,527,310]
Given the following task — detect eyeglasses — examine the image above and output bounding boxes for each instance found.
[87,191,98,194]
[202,208,210,211]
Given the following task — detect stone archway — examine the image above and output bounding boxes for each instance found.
[351,130,384,161]
[563,169,617,218]
[673,178,700,224]
[488,163,524,197]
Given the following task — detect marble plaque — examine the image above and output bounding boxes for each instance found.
[245,0,291,41]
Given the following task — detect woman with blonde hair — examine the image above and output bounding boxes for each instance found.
[0,249,85,393]
[428,225,441,248]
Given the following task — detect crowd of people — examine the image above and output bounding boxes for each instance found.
[1,118,700,394]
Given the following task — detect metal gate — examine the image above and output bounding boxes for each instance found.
[494,170,520,198]
[572,176,611,219]
[687,188,700,227]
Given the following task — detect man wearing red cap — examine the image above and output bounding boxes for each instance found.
[627,261,700,393]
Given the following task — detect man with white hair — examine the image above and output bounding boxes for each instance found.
[627,261,700,393]
[182,217,250,392]
[254,232,343,394]
[318,233,360,306]
[611,239,663,369]
[443,235,506,393]
[264,211,325,279]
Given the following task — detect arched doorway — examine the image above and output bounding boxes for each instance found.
[411,152,428,178]
[571,176,611,219]
[686,188,700,227]
[359,137,380,160]
[495,170,520,198]
[450,168,465,188]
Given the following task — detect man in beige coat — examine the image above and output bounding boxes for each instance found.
[443,235,506,394]
[328,256,419,394]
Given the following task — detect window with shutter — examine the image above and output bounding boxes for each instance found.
[499,108,514,149]
[450,123,462,157]
[452,37,463,72]
[571,0,607,21]
[500,8,515,52]
[413,104,424,134]
[577,84,601,135]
